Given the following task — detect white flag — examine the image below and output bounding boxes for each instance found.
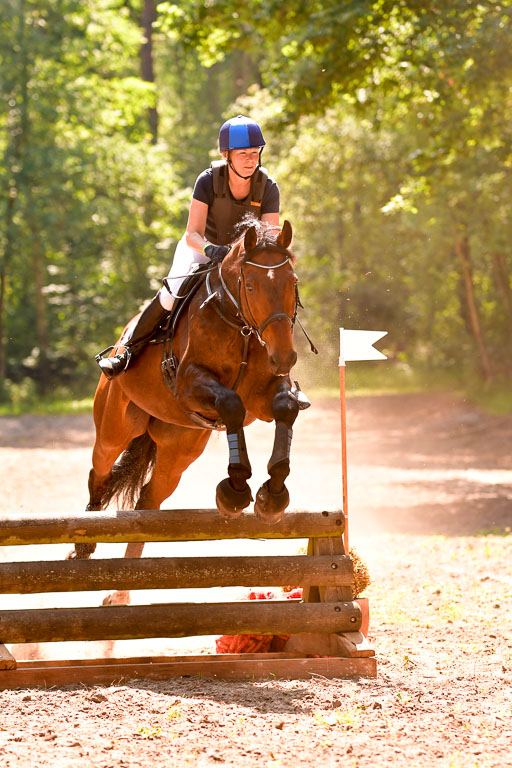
[339,328,387,364]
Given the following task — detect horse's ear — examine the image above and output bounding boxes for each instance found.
[244,226,258,253]
[230,242,241,260]
[277,220,292,250]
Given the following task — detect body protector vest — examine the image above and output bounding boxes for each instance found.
[206,160,269,246]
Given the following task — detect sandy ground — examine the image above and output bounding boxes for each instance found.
[0,392,511,767]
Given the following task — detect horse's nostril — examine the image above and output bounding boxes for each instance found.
[269,350,297,376]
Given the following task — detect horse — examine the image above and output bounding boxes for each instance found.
[69,220,305,599]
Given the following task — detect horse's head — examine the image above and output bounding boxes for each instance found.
[223,220,298,376]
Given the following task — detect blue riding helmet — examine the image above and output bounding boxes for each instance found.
[218,115,266,152]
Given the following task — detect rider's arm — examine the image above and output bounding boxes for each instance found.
[262,212,279,226]
[185,198,209,253]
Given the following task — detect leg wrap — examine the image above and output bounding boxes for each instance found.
[268,422,293,474]
[226,429,252,476]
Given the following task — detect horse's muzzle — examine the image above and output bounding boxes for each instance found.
[269,349,297,376]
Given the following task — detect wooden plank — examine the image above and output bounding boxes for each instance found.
[336,632,375,658]
[0,554,353,594]
[0,656,377,688]
[15,652,306,669]
[284,631,375,659]
[0,600,362,644]
[0,509,344,546]
[0,644,16,670]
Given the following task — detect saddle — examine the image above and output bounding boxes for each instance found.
[151,262,212,394]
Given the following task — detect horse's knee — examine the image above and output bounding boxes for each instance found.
[272,388,299,426]
[215,389,245,431]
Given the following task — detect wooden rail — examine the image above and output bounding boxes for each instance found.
[0,554,353,594]
[0,601,362,644]
[0,508,343,546]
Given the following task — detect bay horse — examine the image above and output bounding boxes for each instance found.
[69,220,304,597]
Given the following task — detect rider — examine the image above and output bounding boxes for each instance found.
[96,115,310,408]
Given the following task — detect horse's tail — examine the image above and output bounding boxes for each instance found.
[100,432,157,510]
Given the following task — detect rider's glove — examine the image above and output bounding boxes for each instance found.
[204,244,229,263]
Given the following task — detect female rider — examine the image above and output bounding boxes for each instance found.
[96,115,309,408]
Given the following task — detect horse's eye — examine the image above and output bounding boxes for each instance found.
[246,284,254,292]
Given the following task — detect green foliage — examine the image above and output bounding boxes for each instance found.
[0,0,186,397]
[1,0,512,409]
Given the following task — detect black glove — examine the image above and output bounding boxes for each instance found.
[204,244,229,263]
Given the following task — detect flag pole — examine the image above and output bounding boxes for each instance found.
[339,332,349,555]
[338,328,387,556]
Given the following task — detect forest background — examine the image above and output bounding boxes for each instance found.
[1,0,511,411]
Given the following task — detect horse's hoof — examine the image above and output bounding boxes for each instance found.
[66,542,96,560]
[102,590,130,606]
[216,478,253,519]
[254,481,289,525]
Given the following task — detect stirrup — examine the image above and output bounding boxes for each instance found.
[96,347,132,380]
[291,380,311,410]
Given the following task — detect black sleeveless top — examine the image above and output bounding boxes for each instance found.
[192,164,280,246]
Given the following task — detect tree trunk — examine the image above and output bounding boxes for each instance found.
[454,234,493,380]
[207,62,220,118]
[0,195,15,381]
[491,251,512,327]
[28,206,50,394]
[141,0,158,144]
[1,1,27,382]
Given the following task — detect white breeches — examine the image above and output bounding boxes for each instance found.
[158,234,209,310]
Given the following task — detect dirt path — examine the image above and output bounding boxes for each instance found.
[0,392,511,767]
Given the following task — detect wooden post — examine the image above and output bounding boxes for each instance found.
[339,362,349,554]
[0,644,16,670]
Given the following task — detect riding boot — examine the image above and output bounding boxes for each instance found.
[290,380,311,410]
[97,294,172,380]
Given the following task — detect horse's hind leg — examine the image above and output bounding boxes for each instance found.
[68,384,149,559]
[254,379,299,524]
[103,420,211,605]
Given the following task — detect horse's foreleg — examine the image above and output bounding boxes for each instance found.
[254,380,299,524]
[179,365,253,519]
[213,389,254,519]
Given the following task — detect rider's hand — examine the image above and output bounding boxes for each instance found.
[204,244,229,263]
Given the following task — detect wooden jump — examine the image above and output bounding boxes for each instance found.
[0,508,376,686]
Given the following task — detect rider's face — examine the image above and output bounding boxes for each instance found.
[228,148,261,176]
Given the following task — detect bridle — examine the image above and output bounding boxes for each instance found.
[230,251,296,347]
[200,243,317,390]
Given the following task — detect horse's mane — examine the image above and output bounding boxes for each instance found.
[230,215,297,266]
